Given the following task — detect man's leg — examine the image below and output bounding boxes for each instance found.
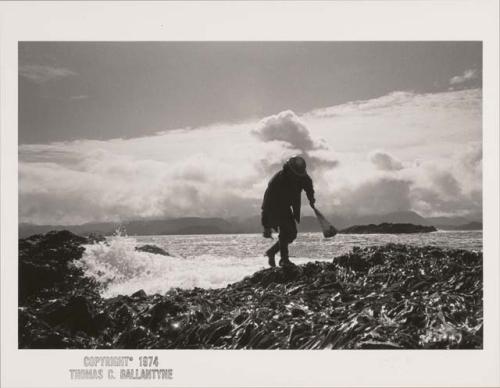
[278,212,297,266]
[265,241,280,267]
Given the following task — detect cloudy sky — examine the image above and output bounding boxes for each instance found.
[19,42,482,225]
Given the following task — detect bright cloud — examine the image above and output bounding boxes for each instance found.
[251,110,338,175]
[19,88,482,224]
[252,110,320,151]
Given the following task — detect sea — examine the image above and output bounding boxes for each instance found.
[77,231,482,298]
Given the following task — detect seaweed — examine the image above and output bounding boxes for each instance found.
[18,232,482,349]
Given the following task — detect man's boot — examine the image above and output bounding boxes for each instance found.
[279,257,294,267]
[266,252,276,267]
[278,244,294,267]
[279,238,294,267]
[265,242,279,268]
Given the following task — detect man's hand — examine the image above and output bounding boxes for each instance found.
[309,198,316,208]
[263,227,273,238]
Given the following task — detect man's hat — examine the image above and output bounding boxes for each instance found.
[287,156,307,176]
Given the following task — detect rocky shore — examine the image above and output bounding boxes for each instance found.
[19,231,482,349]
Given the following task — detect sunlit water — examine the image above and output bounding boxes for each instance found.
[77,231,482,297]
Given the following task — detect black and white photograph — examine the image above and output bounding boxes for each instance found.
[17,40,484,350]
[1,1,499,387]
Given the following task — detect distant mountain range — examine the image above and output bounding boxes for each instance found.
[18,210,482,238]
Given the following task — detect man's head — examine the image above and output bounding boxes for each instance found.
[286,156,307,177]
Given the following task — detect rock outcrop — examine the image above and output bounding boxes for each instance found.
[340,223,437,234]
[135,244,170,256]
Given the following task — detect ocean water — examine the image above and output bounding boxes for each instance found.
[78,231,482,297]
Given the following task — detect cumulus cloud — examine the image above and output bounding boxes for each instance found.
[310,91,417,118]
[417,145,481,217]
[410,186,481,218]
[19,64,77,84]
[334,178,412,216]
[19,151,261,225]
[252,110,319,151]
[19,88,482,225]
[449,69,478,85]
[251,110,338,175]
[430,170,461,196]
[369,151,403,171]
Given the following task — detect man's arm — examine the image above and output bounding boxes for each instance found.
[302,174,315,206]
[261,172,280,227]
[261,186,271,227]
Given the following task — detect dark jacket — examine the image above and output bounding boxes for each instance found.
[261,163,315,228]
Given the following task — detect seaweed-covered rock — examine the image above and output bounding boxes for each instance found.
[19,230,94,303]
[340,223,437,234]
[18,231,483,350]
[42,295,98,335]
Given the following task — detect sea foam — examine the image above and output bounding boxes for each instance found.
[76,235,314,297]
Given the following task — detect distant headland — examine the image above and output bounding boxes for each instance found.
[339,223,437,234]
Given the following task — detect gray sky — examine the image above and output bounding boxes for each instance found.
[19,42,481,144]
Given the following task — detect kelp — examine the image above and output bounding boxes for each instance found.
[19,232,482,349]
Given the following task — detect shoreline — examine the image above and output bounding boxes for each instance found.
[19,230,483,349]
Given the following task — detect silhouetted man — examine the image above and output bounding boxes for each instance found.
[261,156,315,267]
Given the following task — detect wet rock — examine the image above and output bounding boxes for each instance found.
[135,244,170,256]
[113,304,135,328]
[131,289,147,299]
[86,233,107,244]
[335,252,370,271]
[30,332,72,349]
[291,307,306,317]
[147,300,185,329]
[43,295,98,335]
[114,325,150,348]
[94,311,113,331]
[19,230,90,303]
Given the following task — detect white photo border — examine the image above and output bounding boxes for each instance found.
[1,1,499,387]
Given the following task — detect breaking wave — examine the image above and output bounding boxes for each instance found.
[76,235,314,297]
[75,230,482,298]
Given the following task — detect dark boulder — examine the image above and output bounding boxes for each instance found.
[135,244,170,256]
[147,300,185,329]
[19,230,90,302]
[42,295,98,336]
[131,289,147,299]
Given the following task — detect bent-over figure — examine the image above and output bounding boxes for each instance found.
[261,156,315,267]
